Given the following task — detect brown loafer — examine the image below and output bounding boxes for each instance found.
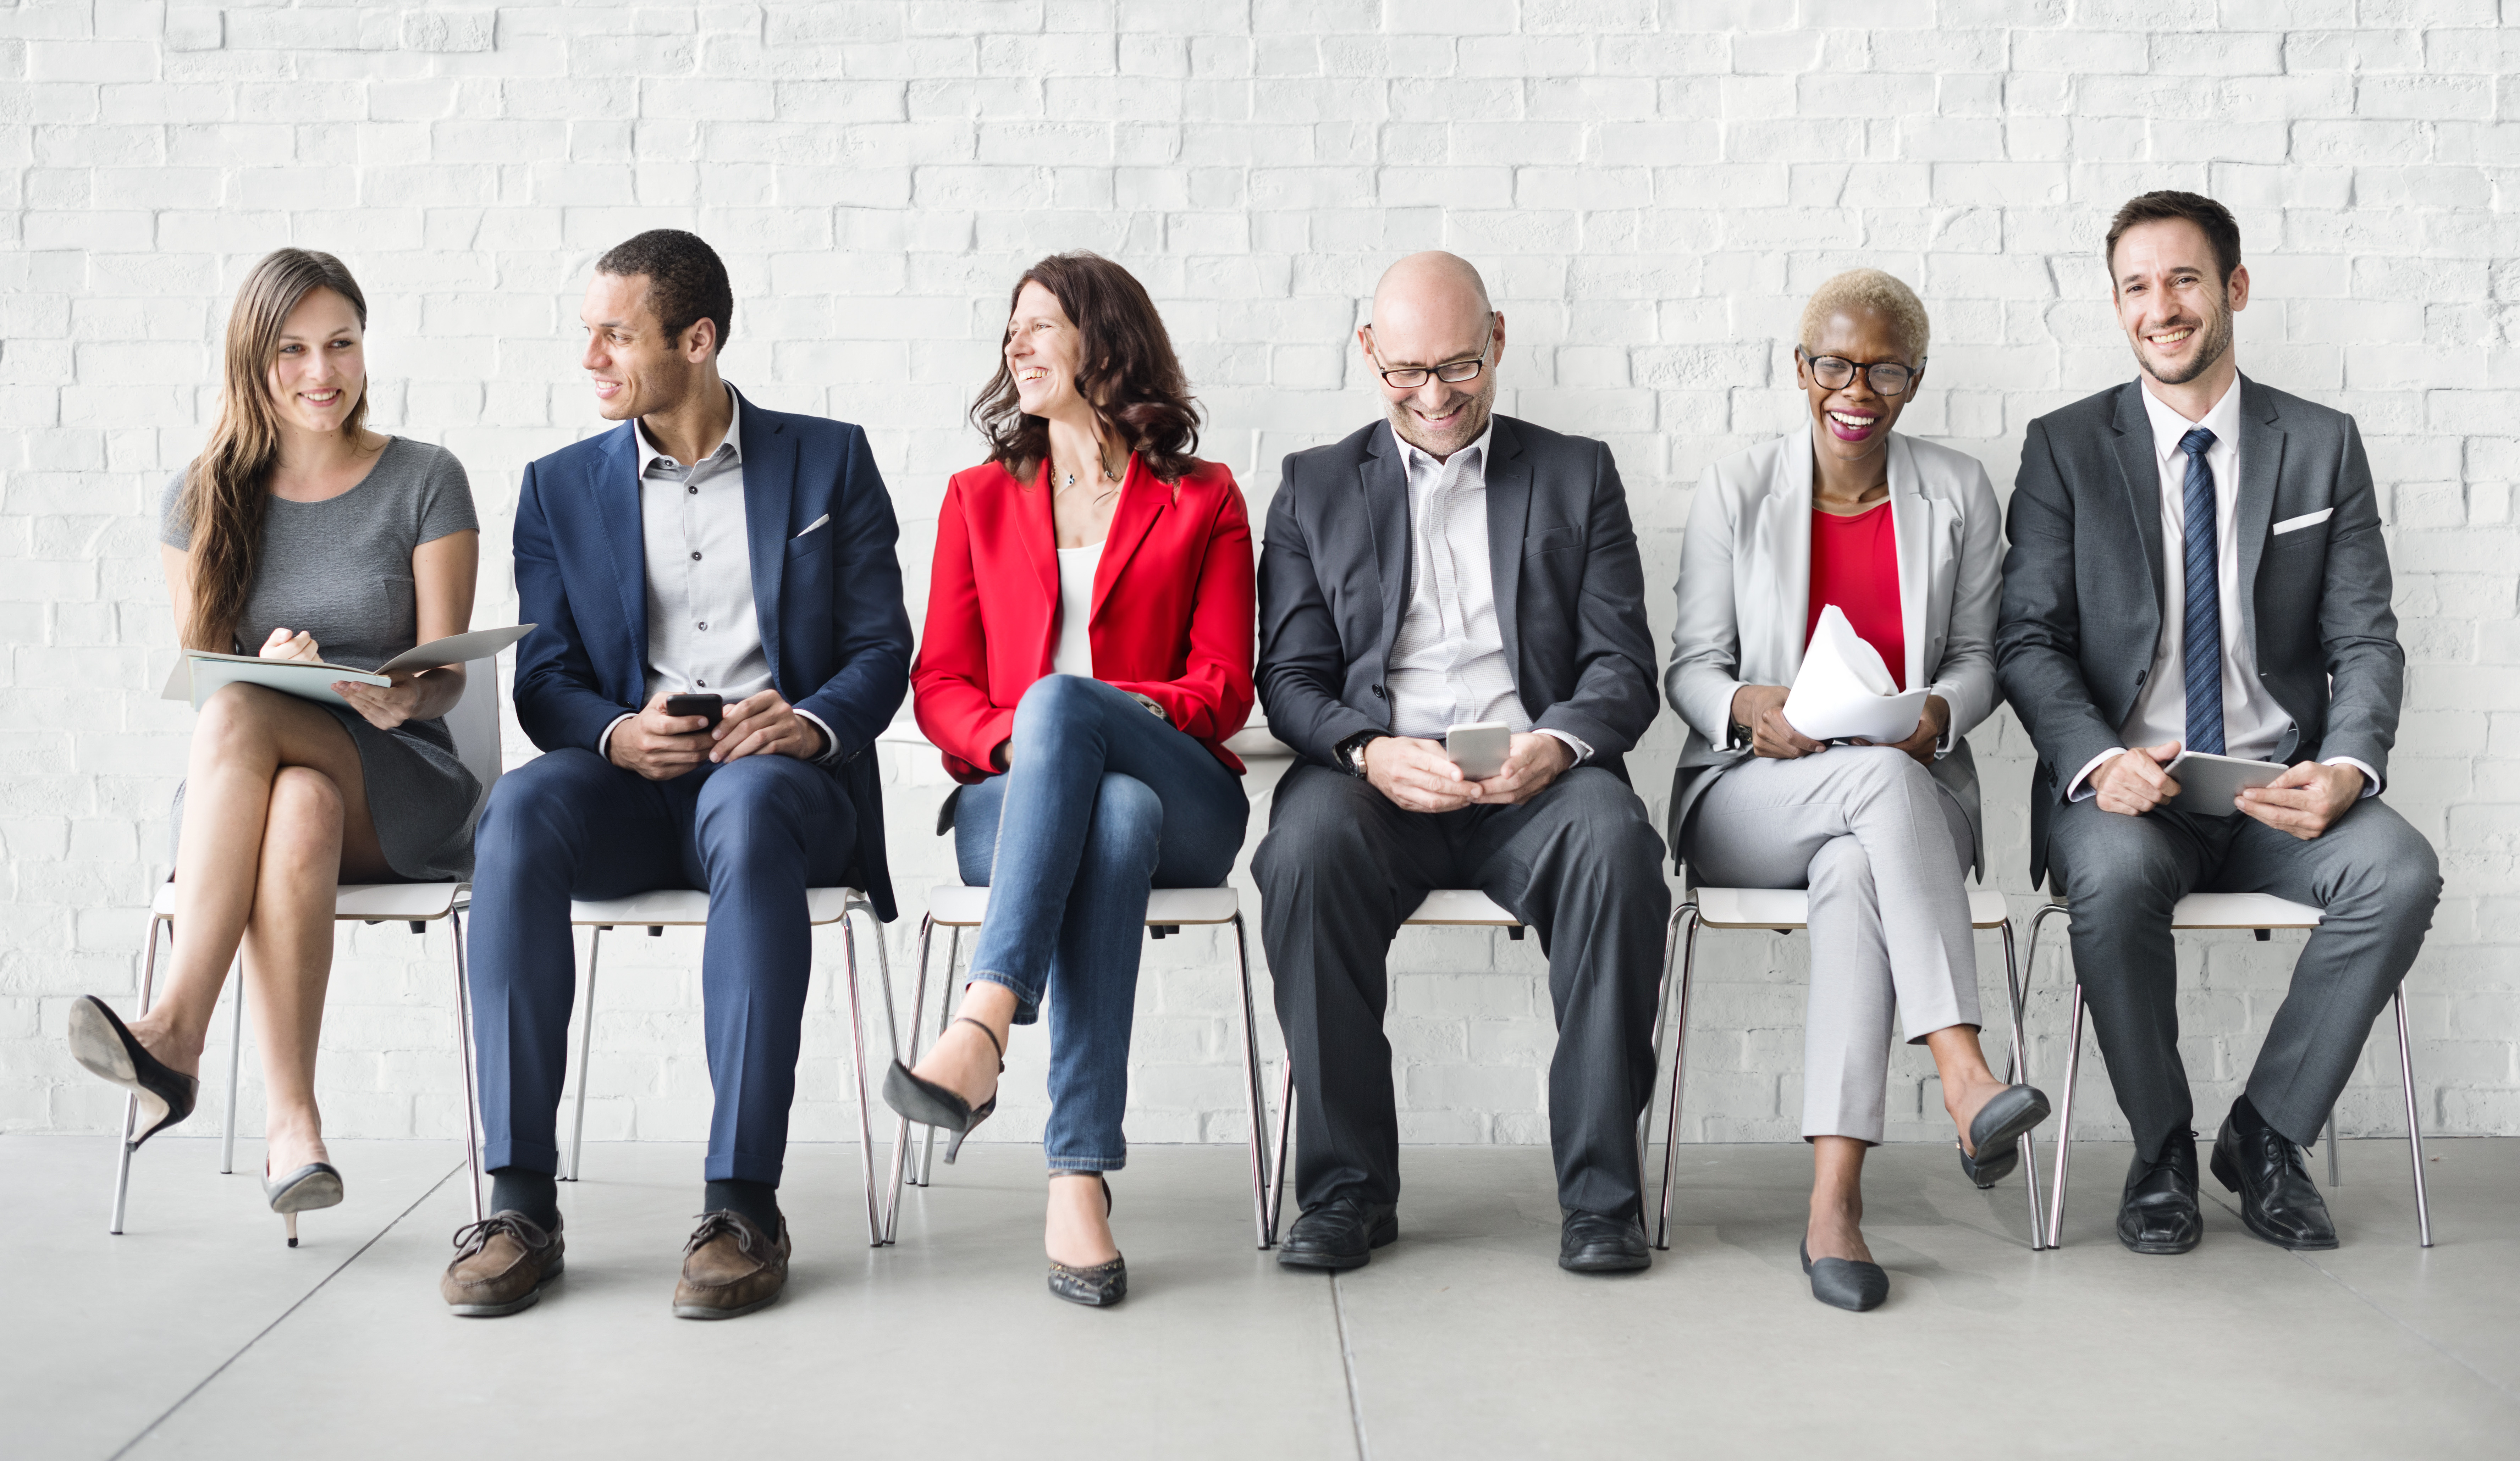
[672,1210,790,1320]
[441,1211,564,1317]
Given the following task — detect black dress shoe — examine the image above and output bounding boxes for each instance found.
[2117,1134,2203,1255]
[2212,1098,2338,1251]
[1800,1239,1889,1312]
[1558,1210,1650,1273]
[1278,1192,1397,1271]
[66,995,197,1149]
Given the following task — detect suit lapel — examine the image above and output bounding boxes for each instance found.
[737,390,794,677]
[2110,381,2168,631]
[1361,426,1411,671]
[591,424,649,692]
[1019,457,1057,624]
[1885,433,1929,692]
[2233,375,2283,658]
[1090,453,1167,622]
[1769,433,1816,681]
[1483,419,1532,677]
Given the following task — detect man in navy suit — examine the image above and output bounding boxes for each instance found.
[441,231,911,1319]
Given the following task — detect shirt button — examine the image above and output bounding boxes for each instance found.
[691,551,702,561]
[688,485,698,495]
[697,622,707,631]
[696,679,706,687]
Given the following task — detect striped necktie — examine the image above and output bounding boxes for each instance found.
[2178,426,2225,756]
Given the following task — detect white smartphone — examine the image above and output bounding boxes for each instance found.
[2165,750,2285,817]
[1445,721,1513,781]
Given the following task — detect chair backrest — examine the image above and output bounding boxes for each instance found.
[444,657,504,812]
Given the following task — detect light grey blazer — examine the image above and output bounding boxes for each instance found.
[1664,430,2005,878]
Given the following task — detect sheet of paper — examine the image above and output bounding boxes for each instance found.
[374,623,535,675]
[1782,604,1929,744]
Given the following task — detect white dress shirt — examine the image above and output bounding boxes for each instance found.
[2069,376,2376,798]
[597,388,839,764]
[1385,422,1590,763]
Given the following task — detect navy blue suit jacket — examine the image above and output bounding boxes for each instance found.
[511,387,913,917]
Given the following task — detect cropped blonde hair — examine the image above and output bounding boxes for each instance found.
[1798,268,1930,363]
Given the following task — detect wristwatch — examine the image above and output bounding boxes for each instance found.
[1334,729,1386,779]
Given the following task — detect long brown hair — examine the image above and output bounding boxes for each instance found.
[178,249,372,650]
[969,252,1202,485]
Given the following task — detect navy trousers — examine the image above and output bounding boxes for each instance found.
[468,747,857,1186]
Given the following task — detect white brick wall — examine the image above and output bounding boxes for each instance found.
[6,1,2517,1151]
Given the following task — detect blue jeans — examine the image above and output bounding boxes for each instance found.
[954,675,1248,1171]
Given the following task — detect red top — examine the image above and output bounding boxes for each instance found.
[1807,502,1904,690]
[912,454,1256,784]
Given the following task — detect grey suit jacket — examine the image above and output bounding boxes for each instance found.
[1665,430,2005,878]
[1257,415,1660,781]
[1995,375,2404,888]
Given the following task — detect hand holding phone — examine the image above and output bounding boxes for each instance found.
[1445,721,1512,781]
[610,690,721,781]
[664,692,724,728]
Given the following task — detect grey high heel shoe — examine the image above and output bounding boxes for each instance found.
[1046,1174,1126,1308]
[881,1017,1002,1163]
[263,1160,344,1248]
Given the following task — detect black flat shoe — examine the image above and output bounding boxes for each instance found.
[1278,1192,1397,1271]
[1958,1141,2018,1188]
[1558,1210,1651,1273]
[263,1161,344,1247]
[881,1017,1002,1164]
[1965,1084,2050,1161]
[1800,1239,1889,1312]
[2212,1098,2338,1251]
[2118,1135,2203,1255]
[1046,1174,1127,1307]
[67,995,198,1150]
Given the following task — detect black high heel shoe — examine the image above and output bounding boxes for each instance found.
[1047,1173,1126,1308]
[881,1017,1002,1163]
[66,995,197,1150]
[264,1160,344,1248]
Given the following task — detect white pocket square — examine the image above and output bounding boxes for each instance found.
[792,514,830,538]
[2272,508,2332,536]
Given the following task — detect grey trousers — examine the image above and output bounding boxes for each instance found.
[2047,791,2441,1160]
[1252,764,1671,1220]
[1682,748,1979,1145]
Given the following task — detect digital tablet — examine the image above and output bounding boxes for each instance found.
[2165,751,2285,817]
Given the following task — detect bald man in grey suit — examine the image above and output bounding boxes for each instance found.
[1997,192,2439,1256]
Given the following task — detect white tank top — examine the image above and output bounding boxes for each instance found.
[1051,540,1104,678]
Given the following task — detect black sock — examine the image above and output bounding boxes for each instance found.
[704,1178,782,1235]
[488,1167,560,1230]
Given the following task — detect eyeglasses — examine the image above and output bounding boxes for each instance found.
[1371,326,1495,390]
[1801,350,1920,397]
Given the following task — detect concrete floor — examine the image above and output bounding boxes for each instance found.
[7,1133,2514,1460]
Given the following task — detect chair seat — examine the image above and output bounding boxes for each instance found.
[570,886,864,928]
[1403,889,1520,925]
[2042,890,2323,930]
[1694,886,2012,931]
[926,884,1241,928]
[151,881,463,921]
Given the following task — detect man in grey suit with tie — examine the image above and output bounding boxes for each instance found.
[1997,191,2440,1255]
[1253,252,1669,1274]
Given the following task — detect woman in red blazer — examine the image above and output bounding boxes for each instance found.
[886,253,1255,1307]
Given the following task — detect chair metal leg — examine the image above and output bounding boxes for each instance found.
[219,955,245,1176]
[2047,983,2086,1250]
[916,926,959,1188]
[1230,914,1274,1250]
[2393,986,2432,1248]
[564,926,603,1182]
[1997,918,2046,1251]
[109,916,165,1235]
[1637,903,1686,1213]
[883,913,935,1244]
[2326,1112,2340,1188]
[2021,901,2072,1249]
[1269,1058,1294,1246]
[840,910,883,1247]
[1653,905,1702,1251]
[449,907,484,1225]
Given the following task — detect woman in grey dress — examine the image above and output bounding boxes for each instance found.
[66,249,482,1244]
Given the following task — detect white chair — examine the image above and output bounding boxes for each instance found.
[1653,885,2042,1252]
[111,659,502,1234]
[2023,890,2432,1249]
[1262,889,1688,1249]
[556,885,895,1247]
[885,883,1274,1249]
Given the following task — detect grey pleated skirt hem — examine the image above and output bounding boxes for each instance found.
[168,708,480,884]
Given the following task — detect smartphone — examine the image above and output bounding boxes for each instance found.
[1446,720,1512,781]
[664,692,724,728]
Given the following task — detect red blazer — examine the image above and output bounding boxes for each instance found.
[913,454,1256,784]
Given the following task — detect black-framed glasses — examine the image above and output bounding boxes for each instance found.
[1801,349,1920,397]
[1371,324,1495,390]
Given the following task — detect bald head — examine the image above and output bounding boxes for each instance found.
[1362,252,1503,460]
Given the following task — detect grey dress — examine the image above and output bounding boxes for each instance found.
[161,437,483,881]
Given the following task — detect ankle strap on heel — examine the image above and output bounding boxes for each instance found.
[953,1016,1005,1071]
